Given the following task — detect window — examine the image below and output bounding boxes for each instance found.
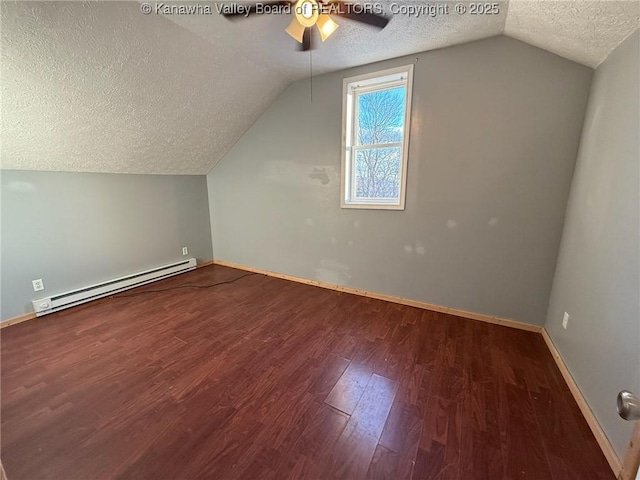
[341,65,413,210]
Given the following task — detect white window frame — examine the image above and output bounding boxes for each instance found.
[341,64,414,210]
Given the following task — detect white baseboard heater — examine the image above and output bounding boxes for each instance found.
[32,258,197,316]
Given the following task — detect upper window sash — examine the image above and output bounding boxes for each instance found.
[352,84,407,149]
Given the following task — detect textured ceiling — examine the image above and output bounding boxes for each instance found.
[505,0,640,67]
[1,1,638,174]
[1,1,289,174]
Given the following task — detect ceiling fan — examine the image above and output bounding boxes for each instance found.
[222,0,389,51]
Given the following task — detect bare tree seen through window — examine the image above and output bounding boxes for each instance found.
[355,86,406,199]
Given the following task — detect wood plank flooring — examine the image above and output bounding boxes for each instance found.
[1,265,613,479]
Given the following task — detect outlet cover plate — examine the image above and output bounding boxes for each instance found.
[562,312,569,329]
[32,279,44,292]
[182,247,188,255]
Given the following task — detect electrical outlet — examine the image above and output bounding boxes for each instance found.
[182,246,188,256]
[562,312,569,329]
[32,279,44,292]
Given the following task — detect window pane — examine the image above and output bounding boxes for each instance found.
[357,86,406,146]
[354,147,402,200]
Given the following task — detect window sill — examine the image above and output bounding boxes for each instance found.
[341,202,405,211]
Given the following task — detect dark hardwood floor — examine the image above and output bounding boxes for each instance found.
[1,265,613,480]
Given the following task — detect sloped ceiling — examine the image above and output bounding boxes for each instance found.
[1,1,289,175]
[505,0,640,67]
[1,1,638,174]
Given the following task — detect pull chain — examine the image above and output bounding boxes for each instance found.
[309,40,313,102]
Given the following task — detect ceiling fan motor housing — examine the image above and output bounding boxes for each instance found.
[295,0,319,27]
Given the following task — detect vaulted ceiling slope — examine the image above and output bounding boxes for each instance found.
[1,1,638,175]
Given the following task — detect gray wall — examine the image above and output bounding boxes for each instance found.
[545,30,639,458]
[1,170,213,320]
[207,36,593,326]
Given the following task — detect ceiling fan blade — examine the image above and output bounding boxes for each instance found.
[330,1,389,28]
[299,27,311,51]
[221,1,291,19]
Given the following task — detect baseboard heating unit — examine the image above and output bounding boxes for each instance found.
[32,258,197,316]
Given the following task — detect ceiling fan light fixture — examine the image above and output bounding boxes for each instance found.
[285,16,306,43]
[294,0,319,27]
[316,14,338,41]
